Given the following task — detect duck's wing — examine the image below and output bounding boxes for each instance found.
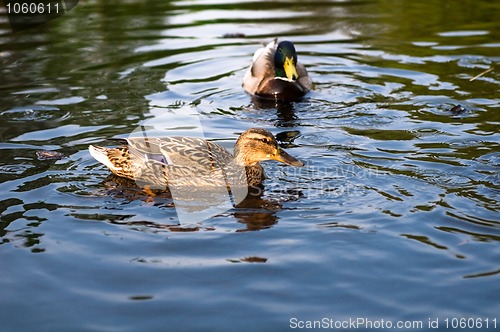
[243,40,277,94]
[89,144,135,179]
[297,63,313,92]
[89,139,168,186]
[163,137,233,170]
[90,137,238,188]
[125,137,232,169]
[125,137,236,187]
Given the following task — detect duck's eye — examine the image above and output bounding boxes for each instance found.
[261,138,270,144]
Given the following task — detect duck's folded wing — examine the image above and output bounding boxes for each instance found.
[297,63,313,91]
[159,137,234,171]
[243,41,277,94]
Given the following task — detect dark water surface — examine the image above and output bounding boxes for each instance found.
[1,0,499,331]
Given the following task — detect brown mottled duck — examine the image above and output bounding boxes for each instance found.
[89,128,303,189]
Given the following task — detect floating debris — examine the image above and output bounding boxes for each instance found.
[227,256,268,263]
[469,67,493,81]
[222,32,246,38]
[36,150,65,160]
[241,256,268,263]
[447,104,467,115]
[275,130,301,142]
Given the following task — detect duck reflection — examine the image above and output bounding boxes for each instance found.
[233,186,280,231]
[99,175,287,232]
[250,96,298,126]
[100,174,174,206]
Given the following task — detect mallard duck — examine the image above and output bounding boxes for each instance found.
[243,39,312,100]
[89,128,303,189]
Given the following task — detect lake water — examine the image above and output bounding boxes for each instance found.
[1,0,499,331]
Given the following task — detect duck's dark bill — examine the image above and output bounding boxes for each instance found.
[273,149,304,167]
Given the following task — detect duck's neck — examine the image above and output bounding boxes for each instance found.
[233,151,258,166]
[275,67,286,78]
[245,164,265,186]
[233,144,260,166]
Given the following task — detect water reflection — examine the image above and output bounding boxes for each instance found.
[1,227,45,252]
[1,0,499,329]
[94,174,282,232]
[250,96,299,125]
[0,198,48,251]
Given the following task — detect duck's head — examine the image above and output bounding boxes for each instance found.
[274,41,299,81]
[234,128,304,167]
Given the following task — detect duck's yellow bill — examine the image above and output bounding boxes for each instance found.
[283,57,299,81]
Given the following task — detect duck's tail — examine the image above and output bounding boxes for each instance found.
[89,145,130,177]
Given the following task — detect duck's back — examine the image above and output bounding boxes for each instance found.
[127,136,234,173]
[90,136,266,189]
[243,41,277,95]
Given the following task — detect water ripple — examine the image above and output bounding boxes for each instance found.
[1,0,499,330]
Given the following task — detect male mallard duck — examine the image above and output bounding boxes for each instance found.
[89,128,303,189]
[243,39,312,100]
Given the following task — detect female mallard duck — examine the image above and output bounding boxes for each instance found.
[89,128,303,189]
[243,39,312,100]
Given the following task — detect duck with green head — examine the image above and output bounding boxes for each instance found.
[243,39,312,100]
